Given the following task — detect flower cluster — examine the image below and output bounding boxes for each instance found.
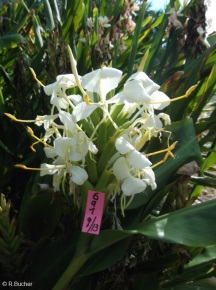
[6,46,179,214]
[85,0,139,64]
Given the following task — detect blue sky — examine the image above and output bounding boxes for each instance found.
[149,0,184,11]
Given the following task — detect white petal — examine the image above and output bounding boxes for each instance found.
[129,150,152,168]
[43,115,59,130]
[144,113,156,128]
[44,74,77,96]
[44,83,56,96]
[113,157,130,180]
[44,146,57,158]
[51,94,69,109]
[154,115,163,129]
[72,102,99,122]
[128,72,160,95]
[157,113,171,125]
[150,91,170,110]
[124,80,151,103]
[121,176,147,196]
[56,74,77,87]
[143,167,157,190]
[69,132,89,161]
[115,137,134,154]
[68,94,82,104]
[88,141,98,154]
[69,166,88,185]
[54,137,72,160]
[107,92,126,104]
[40,163,59,176]
[81,67,122,101]
[59,111,76,133]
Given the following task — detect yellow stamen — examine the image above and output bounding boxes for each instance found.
[27,126,49,148]
[4,113,36,123]
[29,67,45,88]
[15,164,41,170]
[146,141,177,157]
[30,141,39,152]
[15,164,65,170]
[149,85,197,105]
[148,141,178,169]
[84,94,90,105]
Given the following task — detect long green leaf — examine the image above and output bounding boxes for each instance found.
[163,278,216,290]
[0,34,27,48]
[129,199,216,247]
[90,200,216,258]
[127,0,147,77]
[44,0,55,30]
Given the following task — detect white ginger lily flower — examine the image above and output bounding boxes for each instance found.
[112,136,156,196]
[167,8,183,29]
[40,133,97,189]
[44,74,78,109]
[109,72,170,115]
[131,112,171,150]
[43,134,98,162]
[40,161,88,190]
[53,133,97,162]
[113,156,156,196]
[72,67,122,122]
[109,71,160,104]
[98,16,111,28]
[35,114,59,130]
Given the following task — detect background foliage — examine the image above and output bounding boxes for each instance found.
[0,0,216,289]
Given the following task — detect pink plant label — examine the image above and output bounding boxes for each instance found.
[82,190,105,235]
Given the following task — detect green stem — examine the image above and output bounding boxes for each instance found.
[52,252,89,290]
[96,120,107,153]
[95,169,111,190]
[53,233,93,290]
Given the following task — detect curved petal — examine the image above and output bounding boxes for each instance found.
[40,163,59,176]
[107,92,126,104]
[51,94,69,109]
[68,94,82,105]
[150,91,170,110]
[44,146,57,158]
[115,136,134,154]
[69,132,89,161]
[59,111,76,133]
[72,102,99,122]
[54,137,72,160]
[69,166,88,185]
[124,80,151,103]
[129,150,152,169]
[157,113,171,125]
[88,141,98,154]
[81,67,122,102]
[121,176,147,196]
[44,82,56,96]
[143,167,157,190]
[128,72,160,95]
[113,157,130,180]
[56,74,77,87]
